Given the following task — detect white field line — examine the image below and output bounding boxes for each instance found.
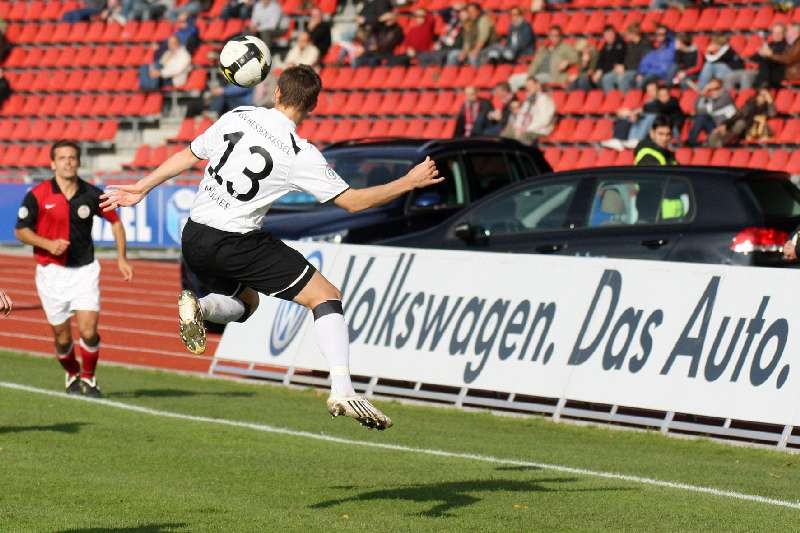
[0,381,798,511]
[0,332,215,359]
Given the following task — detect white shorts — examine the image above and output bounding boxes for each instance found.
[35,260,101,325]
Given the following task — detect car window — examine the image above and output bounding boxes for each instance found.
[517,153,538,177]
[464,180,579,235]
[743,177,800,217]
[464,152,515,199]
[587,177,693,227]
[408,154,466,208]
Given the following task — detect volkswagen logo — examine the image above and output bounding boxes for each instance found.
[269,250,323,355]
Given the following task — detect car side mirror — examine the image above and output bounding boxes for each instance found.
[412,192,443,209]
[454,222,487,243]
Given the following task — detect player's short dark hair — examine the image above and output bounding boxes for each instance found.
[50,140,81,162]
[277,65,322,113]
[651,115,672,131]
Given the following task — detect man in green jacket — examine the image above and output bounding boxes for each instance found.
[634,115,678,165]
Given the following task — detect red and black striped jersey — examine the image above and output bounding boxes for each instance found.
[15,178,120,267]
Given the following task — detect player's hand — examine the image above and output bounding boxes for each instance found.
[783,239,797,260]
[48,238,70,256]
[0,290,12,318]
[405,157,442,190]
[118,257,134,282]
[101,184,145,212]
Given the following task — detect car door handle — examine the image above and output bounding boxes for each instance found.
[536,244,565,253]
[641,239,669,249]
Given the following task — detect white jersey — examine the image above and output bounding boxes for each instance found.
[189,106,349,233]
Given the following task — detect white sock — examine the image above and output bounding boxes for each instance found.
[313,309,356,397]
[199,293,245,324]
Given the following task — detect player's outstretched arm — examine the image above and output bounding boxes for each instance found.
[333,157,442,213]
[101,148,201,212]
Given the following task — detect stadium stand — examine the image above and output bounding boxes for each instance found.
[1,0,799,175]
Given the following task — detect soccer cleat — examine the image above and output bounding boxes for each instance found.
[65,374,82,395]
[79,377,102,398]
[178,290,206,355]
[326,395,393,430]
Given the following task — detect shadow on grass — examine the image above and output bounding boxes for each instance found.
[0,422,88,434]
[56,523,187,532]
[311,478,635,517]
[104,389,255,399]
[495,465,543,472]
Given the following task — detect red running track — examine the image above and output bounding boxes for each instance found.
[0,253,219,373]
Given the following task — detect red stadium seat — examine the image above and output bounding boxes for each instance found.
[107,94,130,116]
[56,95,81,117]
[388,119,409,137]
[361,92,383,115]
[690,148,713,166]
[116,70,140,91]
[90,95,115,117]
[64,70,86,92]
[749,148,770,169]
[22,95,44,117]
[1,94,24,116]
[416,91,437,115]
[97,120,119,141]
[330,119,354,142]
[350,67,373,89]
[47,70,70,92]
[342,92,365,115]
[710,148,733,166]
[575,149,597,169]
[126,145,152,169]
[370,119,391,138]
[395,92,419,115]
[377,91,401,115]
[731,8,756,31]
[364,67,390,90]
[350,119,371,139]
[572,119,595,141]
[399,66,424,90]
[384,67,406,89]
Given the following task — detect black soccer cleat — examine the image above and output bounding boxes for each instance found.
[80,377,102,398]
[65,374,82,395]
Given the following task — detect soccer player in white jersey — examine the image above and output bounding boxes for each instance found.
[101,65,441,430]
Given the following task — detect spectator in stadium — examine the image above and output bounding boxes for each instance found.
[708,88,776,147]
[568,38,599,91]
[479,7,534,65]
[525,26,578,87]
[63,0,107,22]
[634,114,677,166]
[602,22,651,92]
[697,34,747,90]
[252,70,278,108]
[356,0,393,32]
[417,5,467,67]
[448,3,495,67]
[220,0,254,20]
[0,68,11,108]
[250,0,286,47]
[100,0,126,24]
[671,33,701,88]
[753,23,789,89]
[502,77,555,146]
[454,86,492,137]
[209,79,254,116]
[353,11,404,67]
[165,0,210,21]
[154,12,199,61]
[636,25,676,87]
[389,8,436,66]
[484,82,515,135]
[602,80,659,151]
[760,23,800,81]
[594,25,626,91]
[14,140,133,397]
[139,34,192,91]
[0,290,11,317]
[686,78,736,146]
[282,32,320,68]
[306,7,332,63]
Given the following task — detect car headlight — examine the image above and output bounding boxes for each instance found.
[299,229,349,243]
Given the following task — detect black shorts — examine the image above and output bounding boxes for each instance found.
[182,218,316,301]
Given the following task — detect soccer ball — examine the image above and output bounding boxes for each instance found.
[219,35,272,88]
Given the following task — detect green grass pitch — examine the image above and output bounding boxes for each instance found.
[1,350,799,532]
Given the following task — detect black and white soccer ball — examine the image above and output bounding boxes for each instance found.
[219,35,272,88]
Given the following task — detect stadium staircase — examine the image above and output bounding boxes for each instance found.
[1,0,800,178]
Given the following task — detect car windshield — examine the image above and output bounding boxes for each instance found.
[743,177,800,218]
[272,154,414,210]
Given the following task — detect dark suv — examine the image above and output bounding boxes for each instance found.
[381,166,800,267]
[262,137,552,243]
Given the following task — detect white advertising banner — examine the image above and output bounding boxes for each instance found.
[216,243,800,426]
